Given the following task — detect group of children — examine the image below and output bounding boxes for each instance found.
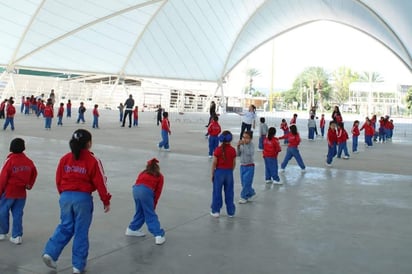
[0,130,166,273]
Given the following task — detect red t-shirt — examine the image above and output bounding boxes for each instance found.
[263,137,281,158]
[351,125,360,136]
[0,153,37,199]
[161,118,171,133]
[57,106,64,117]
[337,128,349,144]
[208,120,221,136]
[213,144,236,169]
[327,128,337,146]
[93,108,99,117]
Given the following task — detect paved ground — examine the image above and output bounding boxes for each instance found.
[0,109,411,274]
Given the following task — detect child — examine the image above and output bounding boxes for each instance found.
[44,101,54,130]
[307,114,316,140]
[125,158,165,245]
[378,116,386,143]
[351,120,360,153]
[0,138,37,244]
[118,103,124,122]
[3,99,15,131]
[92,104,99,129]
[37,99,45,117]
[280,118,289,145]
[42,129,111,273]
[337,122,350,159]
[258,117,268,151]
[290,113,298,125]
[360,117,374,147]
[207,115,221,158]
[57,102,64,126]
[237,131,256,203]
[326,121,337,167]
[158,111,171,151]
[263,127,282,184]
[66,99,72,118]
[388,119,394,140]
[24,97,30,115]
[278,124,306,172]
[76,102,86,124]
[210,131,236,217]
[133,106,139,127]
[319,114,326,137]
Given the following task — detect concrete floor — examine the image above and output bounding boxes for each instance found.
[0,109,411,274]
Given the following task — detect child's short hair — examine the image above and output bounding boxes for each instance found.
[260,117,265,123]
[60,103,64,106]
[94,104,98,108]
[212,115,219,121]
[163,111,168,118]
[243,131,253,139]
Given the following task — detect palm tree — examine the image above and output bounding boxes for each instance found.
[359,71,384,83]
[245,68,261,95]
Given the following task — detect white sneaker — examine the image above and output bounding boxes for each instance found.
[73,267,81,274]
[165,148,171,152]
[238,198,248,204]
[208,155,212,159]
[273,180,283,185]
[155,236,166,245]
[228,215,234,218]
[280,169,285,173]
[353,151,359,154]
[343,155,349,159]
[265,180,272,184]
[9,236,22,245]
[325,162,332,167]
[247,194,257,202]
[125,227,146,237]
[210,212,220,218]
[0,234,6,240]
[42,254,57,269]
[301,169,306,173]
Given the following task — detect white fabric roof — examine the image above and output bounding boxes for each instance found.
[1,0,411,82]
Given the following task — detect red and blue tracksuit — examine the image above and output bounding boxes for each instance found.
[128,172,165,237]
[263,137,281,182]
[207,120,221,156]
[43,149,111,272]
[0,152,37,238]
[279,132,305,170]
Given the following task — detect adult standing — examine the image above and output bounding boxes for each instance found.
[156,105,163,126]
[122,94,134,128]
[240,104,256,139]
[205,101,216,127]
[49,89,56,107]
[331,106,343,123]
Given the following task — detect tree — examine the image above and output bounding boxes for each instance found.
[359,71,384,83]
[332,67,359,105]
[406,87,412,111]
[245,68,261,95]
[282,67,331,110]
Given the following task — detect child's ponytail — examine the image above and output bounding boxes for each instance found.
[267,127,276,140]
[69,129,92,160]
[145,158,160,176]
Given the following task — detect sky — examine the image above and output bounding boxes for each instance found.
[225,21,412,96]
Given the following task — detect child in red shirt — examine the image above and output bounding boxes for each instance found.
[43,129,111,273]
[211,131,237,218]
[92,104,99,129]
[44,101,54,130]
[280,118,289,145]
[0,138,37,244]
[351,120,360,153]
[319,114,326,137]
[360,118,374,147]
[133,106,139,127]
[57,102,64,126]
[3,99,16,131]
[263,127,282,184]
[326,121,337,166]
[207,115,221,158]
[337,122,350,159]
[158,112,171,151]
[279,124,306,172]
[125,158,165,245]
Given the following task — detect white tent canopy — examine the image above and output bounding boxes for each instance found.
[1,0,411,83]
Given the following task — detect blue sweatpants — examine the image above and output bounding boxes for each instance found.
[264,157,280,182]
[240,165,255,199]
[92,116,99,128]
[158,129,169,149]
[337,142,350,158]
[326,142,337,164]
[0,195,26,237]
[208,135,219,156]
[352,136,358,152]
[281,147,306,169]
[128,185,164,237]
[211,168,235,216]
[308,127,315,139]
[43,191,93,272]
